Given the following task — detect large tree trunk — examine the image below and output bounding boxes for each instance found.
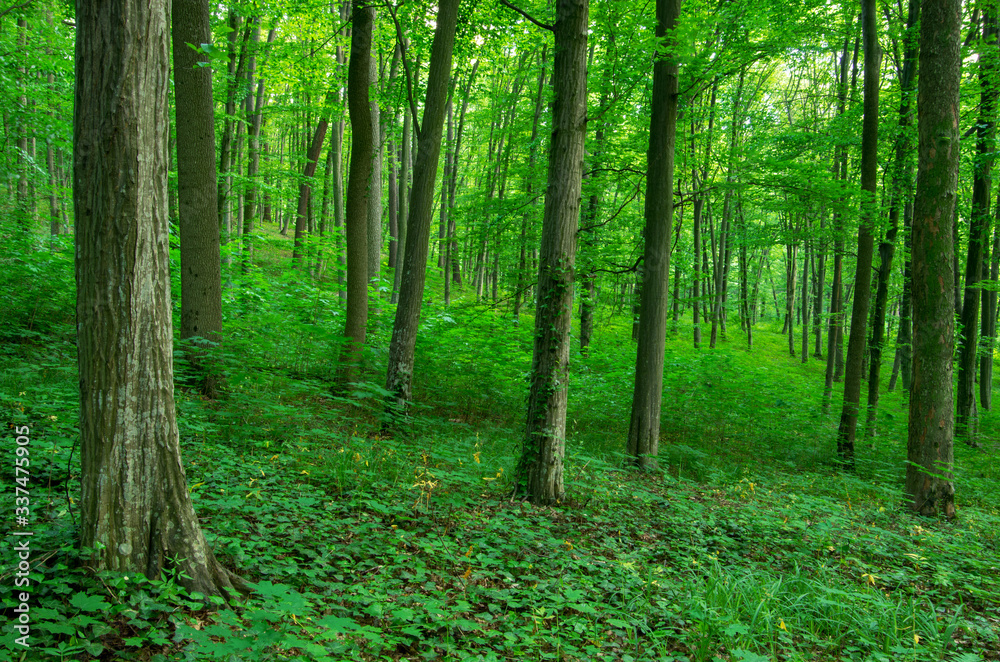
[836,0,879,467]
[906,0,959,518]
[957,6,996,441]
[173,0,224,398]
[626,0,679,470]
[75,0,244,601]
[864,0,919,436]
[384,0,460,410]
[516,0,588,504]
[339,3,375,382]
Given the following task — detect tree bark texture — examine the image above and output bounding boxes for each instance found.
[384,0,460,410]
[340,3,375,381]
[906,0,959,518]
[626,0,679,471]
[75,0,243,601]
[516,0,588,504]
[172,0,223,396]
[836,0,879,467]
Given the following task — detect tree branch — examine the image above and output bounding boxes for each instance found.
[0,1,32,21]
[497,0,554,31]
[387,2,422,138]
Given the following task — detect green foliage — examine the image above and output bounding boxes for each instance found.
[3,235,998,661]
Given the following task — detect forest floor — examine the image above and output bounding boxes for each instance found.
[1,232,999,661]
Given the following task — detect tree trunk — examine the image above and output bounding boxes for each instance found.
[367,52,383,287]
[443,99,456,304]
[801,230,810,363]
[864,0,919,436]
[217,12,253,240]
[76,0,244,601]
[340,2,375,382]
[516,0,587,504]
[906,0,959,518]
[580,36,614,354]
[626,0,679,470]
[957,6,996,441]
[173,0,224,397]
[384,0,460,411]
[836,0,879,467]
[391,100,412,304]
[515,52,545,321]
[981,225,1000,408]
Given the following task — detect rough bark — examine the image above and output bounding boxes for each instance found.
[905,0,959,518]
[516,0,588,504]
[836,0,879,467]
[76,0,244,601]
[626,0,679,471]
[172,0,224,397]
[384,0,460,410]
[339,3,375,382]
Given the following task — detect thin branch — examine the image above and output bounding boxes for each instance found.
[387,2,422,138]
[578,180,642,233]
[497,0,554,31]
[0,1,33,21]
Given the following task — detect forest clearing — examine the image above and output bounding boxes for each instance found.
[1,0,1000,659]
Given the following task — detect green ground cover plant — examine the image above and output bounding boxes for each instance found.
[1,235,998,662]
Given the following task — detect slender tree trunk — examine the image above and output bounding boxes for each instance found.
[339,3,375,382]
[367,52,383,287]
[242,27,275,273]
[801,229,810,363]
[906,0,959,518]
[76,0,245,601]
[391,102,412,304]
[516,0,588,504]
[981,225,1000,408]
[515,48,546,321]
[384,0,460,411]
[836,0,879,467]
[217,13,253,242]
[173,0,224,397]
[865,0,919,435]
[448,62,476,291]
[957,6,996,441]
[444,99,455,304]
[786,236,796,357]
[626,0,679,470]
[580,36,614,354]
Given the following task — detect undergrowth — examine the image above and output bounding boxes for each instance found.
[1,231,998,661]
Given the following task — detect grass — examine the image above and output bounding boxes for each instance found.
[0,229,998,661]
